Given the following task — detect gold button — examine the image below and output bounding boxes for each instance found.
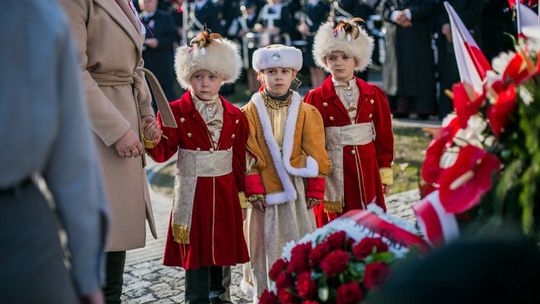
[209,147,214,152]
[322,102,328,107]
[196,147,201,151]
[370,99,374,104]
[180,117,185,123]
[369,114,373,118]
[231,134,236,139]
[235,119,239,124]
[351,150,356,155]
[329,116,334,121]
[187,132,192,138]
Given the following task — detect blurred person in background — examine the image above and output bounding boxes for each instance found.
[378,0,437,120]
[0,0,108,303]
[297,0,330,88]
[139,0,179,111]
[228,0,261,93]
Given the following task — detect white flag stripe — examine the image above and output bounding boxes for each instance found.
[517,3,539,33]
[428,191,460,244]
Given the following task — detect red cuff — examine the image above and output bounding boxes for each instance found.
[306,177,325,200]
[245,174,265,196]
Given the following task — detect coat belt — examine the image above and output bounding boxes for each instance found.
[90,67,177,128]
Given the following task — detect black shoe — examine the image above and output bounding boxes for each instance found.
[393,113,410,119]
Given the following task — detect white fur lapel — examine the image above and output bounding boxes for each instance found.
[251,92,319,205]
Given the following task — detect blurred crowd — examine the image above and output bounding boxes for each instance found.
[136,0,521,120]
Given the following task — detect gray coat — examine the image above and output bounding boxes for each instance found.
[0,0,109,296]
[378,0,436,98]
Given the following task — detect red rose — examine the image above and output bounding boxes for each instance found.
[336,282,364,304]
[278,289,298,304]
[259,290,278,304]
[363,262,391,290]
[326,231,347,249]
[352,237,389,260]
[269,258,288,281]
[302,301,319,304]
[288,243,312,273]
[296,272,317,300]
[320,249,349,277]
[275,271,293,290]
[309,240,331,266]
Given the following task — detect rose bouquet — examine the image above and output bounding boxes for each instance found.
[259,205,428,304]
[421,36,540,236]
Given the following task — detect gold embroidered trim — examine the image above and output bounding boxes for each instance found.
[172,223,190,244]
[324,200,344,213]
[262,91,292,110]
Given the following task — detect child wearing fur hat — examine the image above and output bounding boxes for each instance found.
[304,19,394,227]
[142,31,249,303]
[240,44,331,301]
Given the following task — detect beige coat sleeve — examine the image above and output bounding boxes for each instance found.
[60,0,131,146]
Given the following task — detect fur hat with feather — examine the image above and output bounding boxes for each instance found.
[313,18,374,72]
[175,29,242,89]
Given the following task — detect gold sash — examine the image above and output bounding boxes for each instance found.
[324,123,375,212]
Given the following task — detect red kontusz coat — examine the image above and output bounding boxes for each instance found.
[304,76,394,227]
[147,92,249,269]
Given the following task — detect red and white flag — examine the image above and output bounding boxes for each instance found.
[413,190,459,247]
[516,2,539,35]
[444,2,492,93]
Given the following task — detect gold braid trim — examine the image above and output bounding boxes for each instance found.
[261,91,292,109]
[324,200,344,213]
[172,223,190,244]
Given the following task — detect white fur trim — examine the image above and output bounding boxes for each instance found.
[251,92,297,205]
[313,22,374,72]
[281,93,319,178]
[252,45,303,72]
[174,38,242,89]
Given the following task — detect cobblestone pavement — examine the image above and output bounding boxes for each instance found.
[121,162,421,304]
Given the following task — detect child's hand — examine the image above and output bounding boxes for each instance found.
[382,184,390,194]
[143,120,162,141]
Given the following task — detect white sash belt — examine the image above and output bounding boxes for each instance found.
[324,123,375,210]
[172,148,233,243]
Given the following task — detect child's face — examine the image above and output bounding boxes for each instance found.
[324,51,356,82]
[190,70,224,101]
[259,67,297,96]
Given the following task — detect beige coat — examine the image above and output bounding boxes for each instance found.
[60,0,157,251]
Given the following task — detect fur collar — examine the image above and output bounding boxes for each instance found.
[251,92,319,205]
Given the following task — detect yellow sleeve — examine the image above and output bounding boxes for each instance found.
[379,167,393,186]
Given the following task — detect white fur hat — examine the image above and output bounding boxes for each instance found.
[313,20,374,72]
[175,32,242,89]
[252,44,303,72]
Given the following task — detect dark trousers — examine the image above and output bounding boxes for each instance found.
[104,251,126,304]
[0,181,78,304]
[185,266,232,304]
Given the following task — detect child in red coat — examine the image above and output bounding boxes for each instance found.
[143,31,249,303]
[304,19,395,227]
